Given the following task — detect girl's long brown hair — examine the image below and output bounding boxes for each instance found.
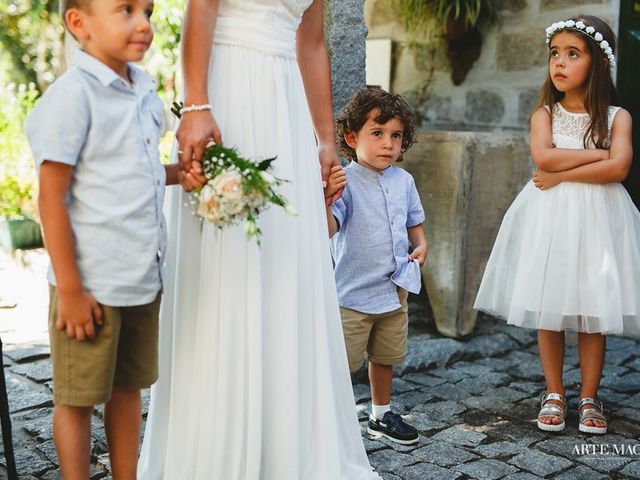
[537,15,618,148]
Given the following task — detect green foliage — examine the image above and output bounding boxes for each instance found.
[0,82,39,218]
[0,0,64,90]
[393,0,500,40]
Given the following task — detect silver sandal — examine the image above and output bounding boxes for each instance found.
[537,392,566,432]
[578,397,607,434]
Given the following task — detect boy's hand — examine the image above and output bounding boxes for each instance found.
[324,165,347,202]
[57,288,103,341]
[409,244,427,267]
[179,161,207,192]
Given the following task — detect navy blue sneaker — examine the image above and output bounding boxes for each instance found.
[367,411,419,445]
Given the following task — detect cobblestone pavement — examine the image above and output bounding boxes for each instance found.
[1,251,640,479]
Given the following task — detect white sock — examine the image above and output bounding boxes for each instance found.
[372,404,391,420]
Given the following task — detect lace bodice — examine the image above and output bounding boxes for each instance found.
[219,0,313,27]
[549,103,620,149]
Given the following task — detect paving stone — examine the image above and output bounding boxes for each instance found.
[451,361,495,377]
[401,373,446,388]
[605,348,637,367]
[414,400,467,421]
[454,458,518,479]
[396,462,462,480]
[620,461,640,478]
[508,381,540,394]
[429,383,471,401]
[400,337,465,373]
[5,373,52,413]
[625,357,640,371]
[392,378,422,394]
[429,367,468,383]
[618,393,640,408]
[403,411,448,434]
[510,449,573,476]
[36,440,58,465]
[432,425,487,447]
[461,395,511,414]
[553,465,609,479]
[362,435,388,454]
[576,455,632,474]
[607,418,640,438]
[353,383,371,403]
[2,344,50,364]
[500,325,537,347]
[368,449,415,473]
[412,440,479,467]
[394,390,435,410]
[502,474,543,480]
[616,408,640,422]
[10,360,52,384]
[474,441,528,459]
[490,423,546,446]
[482,357,512,372]
[12,448,55,477]
[380,473,403,480]
[607,336,638,351]
[536,436,588,459]
[455,373,512,395]
[464,334,520,359]
[604,372,640,394]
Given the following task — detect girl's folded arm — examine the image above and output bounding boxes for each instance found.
[556,108,633,184]
[530,107,609,172]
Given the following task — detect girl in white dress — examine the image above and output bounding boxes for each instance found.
[138,0,381,478]
[475,15,639,435]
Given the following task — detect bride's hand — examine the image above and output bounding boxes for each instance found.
[176,110,223,174]
[318,144,342,205]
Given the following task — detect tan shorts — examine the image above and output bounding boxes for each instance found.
[340,289,409,373]
[48,285,161,406]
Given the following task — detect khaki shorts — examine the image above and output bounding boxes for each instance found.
[340,289,409,372]
[48,285,161,406]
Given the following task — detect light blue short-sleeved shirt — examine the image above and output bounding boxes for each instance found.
[331,161,425,314]
[25,50,167,307]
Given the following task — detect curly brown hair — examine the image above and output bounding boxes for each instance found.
[336,87,417,162]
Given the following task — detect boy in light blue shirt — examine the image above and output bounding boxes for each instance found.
[23,0,188,477]
[325,87,427,445]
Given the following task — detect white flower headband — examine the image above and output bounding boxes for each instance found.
[545,19,616,68]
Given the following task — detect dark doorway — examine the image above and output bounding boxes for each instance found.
[618,0,640,207]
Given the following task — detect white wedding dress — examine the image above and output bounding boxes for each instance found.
[475,103,640,336]
[138,1,380,479]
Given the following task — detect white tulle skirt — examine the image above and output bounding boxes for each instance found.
[137,43,379,479]
[475,180,640,336]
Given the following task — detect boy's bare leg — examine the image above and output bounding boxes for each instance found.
[53,405,92,480]
[104,388,141,480]
[369,361,393,406]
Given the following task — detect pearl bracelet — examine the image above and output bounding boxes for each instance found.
[181,103,212,113]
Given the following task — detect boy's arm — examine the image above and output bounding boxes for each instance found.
[39,161,102,341]
[533,109,633,189]
[530,107,609,172]
[326,204,339,238]
[408,224,428,267]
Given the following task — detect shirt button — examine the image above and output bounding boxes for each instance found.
[156,180,160,186]
[157,250,162,259]
[146,138,151,145]
[385,189,389,193]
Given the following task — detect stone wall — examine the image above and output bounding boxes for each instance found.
[365,0,619,131]
[402,130,531,337]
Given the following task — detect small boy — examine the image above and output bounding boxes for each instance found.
[24,0,181,478]
[325,87,427,445]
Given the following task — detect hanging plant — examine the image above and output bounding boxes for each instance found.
[394,0,500,85]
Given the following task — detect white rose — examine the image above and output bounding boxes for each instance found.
[558,21,566,28]
[212,171,244,201]
[221,196,246,215]
[575,21,585,29]
[605,47,613,55]
[197,185,224,224]
[546,26,555,35]
[600,40,609,49]
[594,32,603,42]
[565,20,575,27]
[586,26,595,34]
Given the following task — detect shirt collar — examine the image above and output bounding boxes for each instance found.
[348,160,393,177]
[72,50,155,93]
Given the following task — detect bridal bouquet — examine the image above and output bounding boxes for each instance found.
[173,102,296,241]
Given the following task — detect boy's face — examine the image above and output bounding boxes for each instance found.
[66,0,155,80]
[345,110,404,171]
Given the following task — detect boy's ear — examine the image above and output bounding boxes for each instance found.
[65,8,90,42]
[344,131,358,149]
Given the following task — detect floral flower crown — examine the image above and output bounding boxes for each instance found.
[545,19,616,68]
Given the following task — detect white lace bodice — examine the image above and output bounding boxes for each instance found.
[549,103,620,149]
[219,0,313,28]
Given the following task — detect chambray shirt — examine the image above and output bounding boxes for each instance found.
[25,50,166,307]
[331,162,425,314]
